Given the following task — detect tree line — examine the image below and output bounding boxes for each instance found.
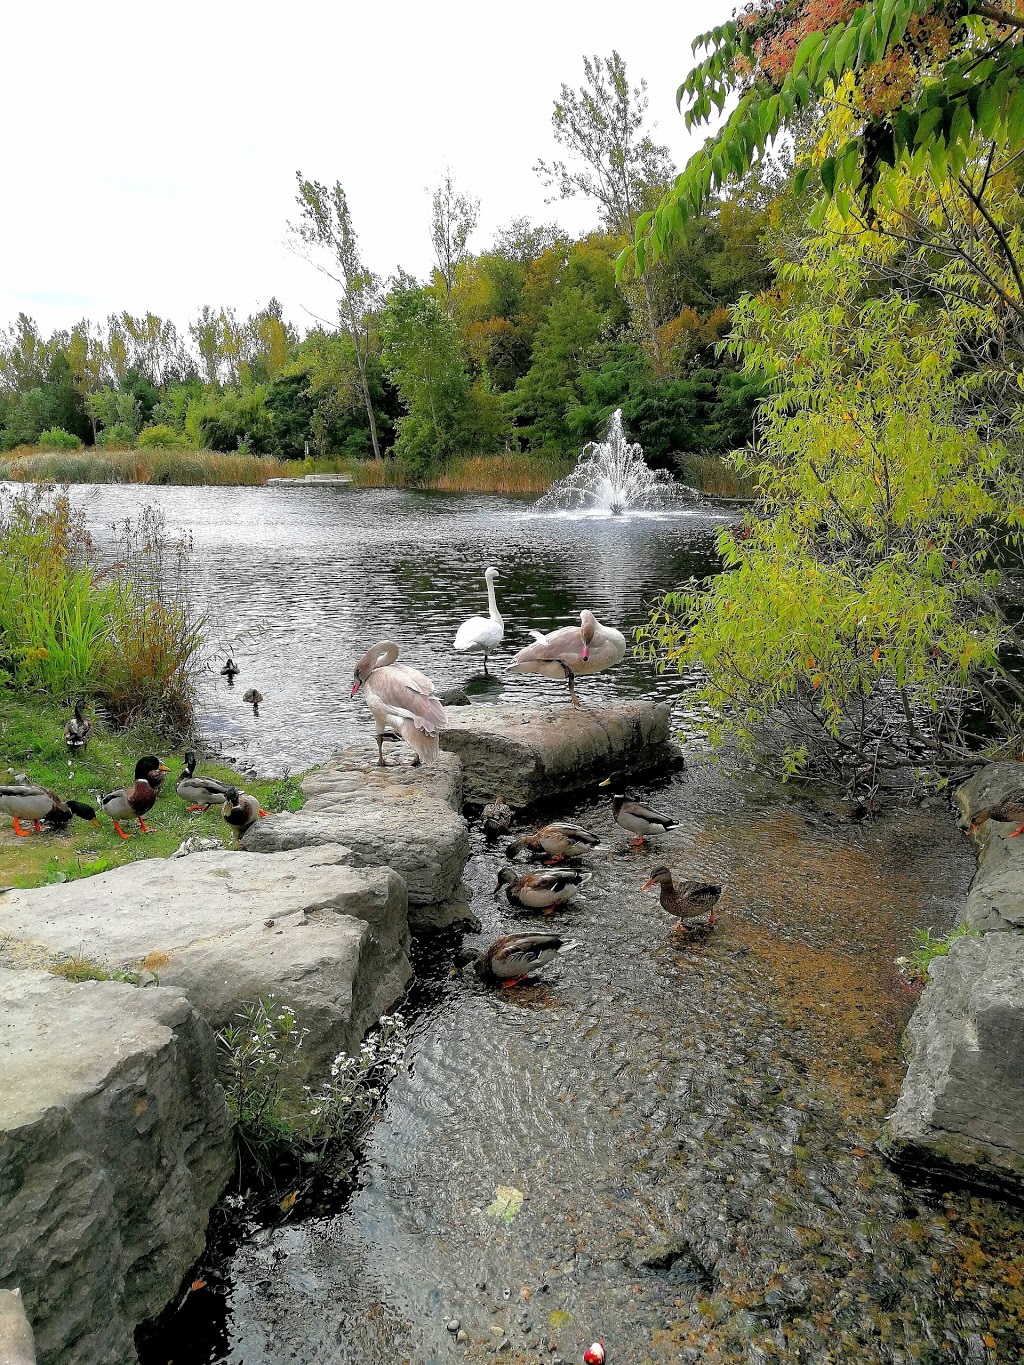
[0,53,772,480]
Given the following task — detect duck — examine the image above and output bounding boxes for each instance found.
[456,932,577,987]
[968,791,1024,837]
[453,566,504,673]
[351,640,447,766]
[507,609,626,707]
[221,786,266,843]
[601,779,678,846]
[495,865,591,914]
[642,865,722,932]
[507,820,601,862]
[221,657,240,680]
[63,700,92,752]
[176,751,233,811]
[482,792,513,837]
[98,756,168,839]
[243,688,263,716]
[0,785,100,837]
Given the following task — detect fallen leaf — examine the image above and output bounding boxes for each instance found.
[872,648,880,664]
[548,1309,574,1329]
[279,1190,298,1213]
[190,1279,206,1292]
[485,1185,523,1224]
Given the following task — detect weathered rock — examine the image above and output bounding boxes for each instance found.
[242,751,470,928]
[439,699,676,806]
[0,1288,36,1365]
[0,970,233,1365]
[954,762,1024,930]
[886,930,1024,1195]
[0,845,411,1072]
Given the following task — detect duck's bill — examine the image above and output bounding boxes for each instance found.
[90,817,101,827]
[641,878,656,890]
[598,777,611,787]
[158,764,170,773]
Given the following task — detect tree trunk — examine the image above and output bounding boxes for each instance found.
[354,344,382,463]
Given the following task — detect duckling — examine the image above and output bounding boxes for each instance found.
[495,865,590,914]
[0,786,99,837]
[507,820,601,863]
[642,865,722,933]
[221,786,267,843]
[63,700,92,752]
[221,657,240,681]
[243,688,263,716]
[98,756,168,839]
[601,778,678,846]
[482,792,513,838]
[968,790,1024,837]
[456,932,578,987]
[176,751,233,811]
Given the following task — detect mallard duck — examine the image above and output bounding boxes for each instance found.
[176,751,233,811]
[495,865,591,914]
[507,610,626,706]
[453,566,504,673]
[63,700,92,752]
[642,865,721,932]
[222,786,267,842]
[969,791,1024,837]
[482,792,513,837]
[221,657,240,680]
[0,786,99,837]
[243,688,263,716]
[457,932,577,987]
[601,779,678,845]
[351,641,447,766]
[98,756,168,838]
[507,820,601,862]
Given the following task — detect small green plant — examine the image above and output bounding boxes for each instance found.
[899,922,981,982]
[265,774,305,812]
[47,954,158,987]
[37,427,83,451]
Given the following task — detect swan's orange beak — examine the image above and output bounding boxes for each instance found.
[641,878,656,891]
[351,679,361,698]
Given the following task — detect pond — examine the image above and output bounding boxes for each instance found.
[64,484,1023,1364]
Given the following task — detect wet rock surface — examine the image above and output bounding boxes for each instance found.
[0,845,411,1071]
[243,750,470,927]
[440,700,675,806]
[0,970,232,1365]
[143,764,1024,1364]
[0,1288,36,1365]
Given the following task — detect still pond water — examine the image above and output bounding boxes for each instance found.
[65,484,1023,1365]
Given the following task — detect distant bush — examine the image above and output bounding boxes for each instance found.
[37,427,83,451]
[137,424,191,450]
[96,424,135,449]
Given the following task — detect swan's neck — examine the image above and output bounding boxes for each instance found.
[375,642,399,669]
[486,576,501,622]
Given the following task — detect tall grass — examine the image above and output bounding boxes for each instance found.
[0,486,204,733]
[336,451,572,494]
[0,446,304,486]
[674,452,757,500]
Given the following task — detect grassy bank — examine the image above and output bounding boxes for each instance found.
[0,693,304,890]
[338,450,573,494]
[0,446,352,487]
[675,452,757,499]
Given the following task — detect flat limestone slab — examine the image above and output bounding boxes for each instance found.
[439,699,674,806]
[0,970,233,1365]
[0,845,411,1072]
[242,751,469,928]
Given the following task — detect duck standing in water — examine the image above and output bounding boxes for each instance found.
[507,820,601,863]
[495,865,590,914]
[507,609,626,707]
[176,751,233,811]
[63,701,92,752]
[969,790,1024,837]
[643,865,722,933]
[221,786,267,843]
[351,641,447,767]
[98,756,169,839]
[457,932,577,987]
[601,779,678,846]
[482,792,513,837]
[0,785,100,837]
[453,566,504,673]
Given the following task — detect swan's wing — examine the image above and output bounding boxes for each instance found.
[367,671,446,733]
[510,624,585,665]
[389,661,439,696]
[454,616,489,650]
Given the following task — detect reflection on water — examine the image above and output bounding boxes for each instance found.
[71,483,730,774]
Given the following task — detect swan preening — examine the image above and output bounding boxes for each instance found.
[453,566,503,672]
[507,609,626,706]
[352,640,448,767]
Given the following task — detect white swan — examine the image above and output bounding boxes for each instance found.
[507,609,626,707]
[351,641,447,766]
[453,566,503,673]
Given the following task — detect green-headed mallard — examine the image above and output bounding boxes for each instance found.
[482,792,513,837]
[176,751,233,811]
[0,785,99,837]
[222,786,266,843]
[642,865,722,932]
[458,932,577,986]
[63,700,92,752]
[495,865,590,914]
[98,755,168,839]
[507,820,601,863]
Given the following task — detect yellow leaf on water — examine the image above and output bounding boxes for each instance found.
[548,1309,574,1329]
[279,1189,298,1213]
[485,1185,524,1224]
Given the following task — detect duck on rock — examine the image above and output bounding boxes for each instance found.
[481,792,513,837]
[968,790,1024,837]
[221,786,266,843]
[495,866,591,914]
[642,865,722,933]
[98,756,169,839]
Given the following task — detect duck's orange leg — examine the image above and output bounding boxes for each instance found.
[545,855,565,864]
[12,817,32,837]
[33,820,42,832]
[139,820,153,834]
[186,804,206,812]
[259,809,268,817]
[630,835,645,847]
[1011,824,1024,837]
[499,976,529,988]
[112,821,131,839]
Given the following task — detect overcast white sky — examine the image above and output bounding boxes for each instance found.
[1,0,721,337]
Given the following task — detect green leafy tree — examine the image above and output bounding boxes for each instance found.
[430,172,480,315]
[511,285,607,451]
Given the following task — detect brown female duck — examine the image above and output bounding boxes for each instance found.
[969,791,1024,837]
[642,865,722,933]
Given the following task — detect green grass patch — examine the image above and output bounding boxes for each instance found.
[0,692,308,889]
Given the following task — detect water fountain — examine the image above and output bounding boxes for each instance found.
[535,408,688,515]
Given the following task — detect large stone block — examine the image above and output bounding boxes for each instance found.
[0,845,411,1073]
[439,699,675,806]
[886,930,1024,1195]
[955,763,1024,930]
[0,971,233,1364]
